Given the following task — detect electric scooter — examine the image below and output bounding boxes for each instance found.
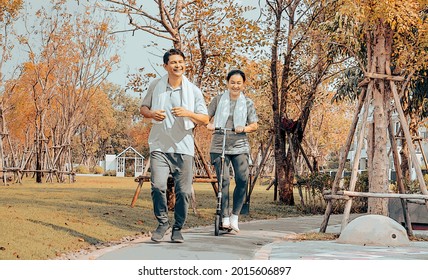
[214,127,234,236]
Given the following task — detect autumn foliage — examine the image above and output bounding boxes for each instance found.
[2,3,120,182]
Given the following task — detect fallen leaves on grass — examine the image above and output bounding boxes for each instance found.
[409,235,428,242]
[284,232,339,241]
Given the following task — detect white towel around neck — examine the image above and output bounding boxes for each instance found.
[213,91,247,129]
[151,74,195,130]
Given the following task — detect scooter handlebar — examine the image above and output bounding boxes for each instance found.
[214,127,235,132]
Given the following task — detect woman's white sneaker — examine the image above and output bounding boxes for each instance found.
[230,214,239,232]
[222,217,230,228]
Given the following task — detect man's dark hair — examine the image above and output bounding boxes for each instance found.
[163,49,186,64]
[226,69,246,82]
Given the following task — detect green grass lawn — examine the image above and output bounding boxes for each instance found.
[0,175,301,260]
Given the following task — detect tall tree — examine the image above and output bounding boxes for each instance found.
[265,0,340,204]
[329,0,428,214]
[49,10,119,180]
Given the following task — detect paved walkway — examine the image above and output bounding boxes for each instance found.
[75,214,428,260]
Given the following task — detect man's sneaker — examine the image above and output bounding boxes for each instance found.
[171,227,184,243]
[151,222,170,242]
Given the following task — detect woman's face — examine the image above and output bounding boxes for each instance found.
[227,74,245,95]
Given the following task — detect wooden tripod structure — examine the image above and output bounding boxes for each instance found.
[0,101,76,184]
[320,77,428,237]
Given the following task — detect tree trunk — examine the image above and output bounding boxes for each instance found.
[366,21,391,215]
[400,134,411,181]
[276,132,294,205]
[269,1,295,205]
[35,112,44,183]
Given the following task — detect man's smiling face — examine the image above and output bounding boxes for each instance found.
[164,54,186,78]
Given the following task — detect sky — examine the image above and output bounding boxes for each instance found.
[5,0,261,94]
[98,1,171,88]
[6,0,170,93]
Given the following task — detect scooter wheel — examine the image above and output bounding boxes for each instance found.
[214,214,220,236]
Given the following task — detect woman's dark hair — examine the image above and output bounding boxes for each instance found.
[163,49,185,64]
[226,69,246,82]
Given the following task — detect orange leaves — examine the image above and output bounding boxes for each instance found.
[5,78,35,144]
[339,0,423,31]
[82,87,116,140]
[0,0,23,21]
[2,2,121,169]
[16,34,27,45]
[335,0,428,75]
[128,122,150,151]
[305,92,354,166]
[99,22,109,32]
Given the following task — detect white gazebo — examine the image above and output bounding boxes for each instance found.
[116,146,144,177]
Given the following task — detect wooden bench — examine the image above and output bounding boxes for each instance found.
[131,174,218,214]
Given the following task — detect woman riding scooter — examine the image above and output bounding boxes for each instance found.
[207,69,258,232]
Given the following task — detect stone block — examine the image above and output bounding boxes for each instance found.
[337,214,409,246]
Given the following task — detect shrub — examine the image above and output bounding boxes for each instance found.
[404,174,428,194]
[346,171,368,213]
[295,173,332,214]
[92,165,104,174]
[295,171,368,214]
[75,165,89,174]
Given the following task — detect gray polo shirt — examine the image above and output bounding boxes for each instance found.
[208,94,258,155]
[141,78,208,156]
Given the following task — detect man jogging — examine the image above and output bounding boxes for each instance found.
[140,49,209,243]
